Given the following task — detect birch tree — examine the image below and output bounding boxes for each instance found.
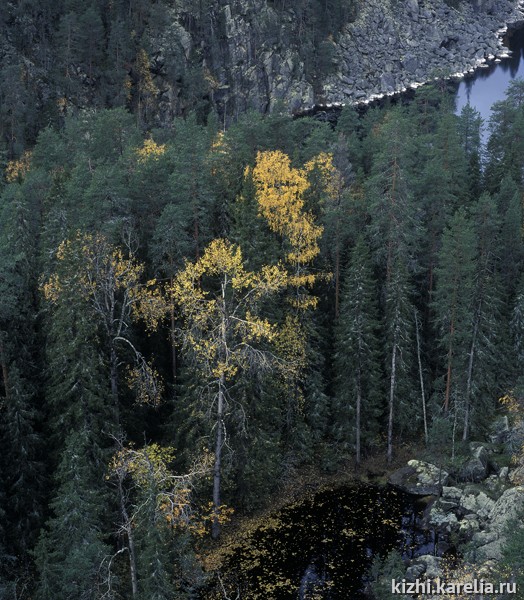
[169,239,288,538]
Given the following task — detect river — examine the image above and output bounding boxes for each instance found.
[455,25,524,130]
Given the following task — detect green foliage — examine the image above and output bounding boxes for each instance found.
[35,431,112,600]
[500,514,524,598]
[334,236,382,462]
[432,208,477,420]
[368,549,408,600]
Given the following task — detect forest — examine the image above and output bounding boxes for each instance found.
[1,0,524,599]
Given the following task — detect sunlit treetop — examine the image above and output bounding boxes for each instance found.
[248,150,338,309]
[42,232,164,405]
[5,151,32,183]
[135,138,166,163]
[168,238,289,381]
[248,150,340,267]
[109,442,214,530]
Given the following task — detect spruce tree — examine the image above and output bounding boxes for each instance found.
[462,193,505,439]
[457,103,483,202]
[35,431,112,600]
[433,209,476,446]
[165,116,216,259]
[485,79,524,192]
[511,275,524,390]
[43,248,114,457]
[495,176,523,294]
[366,109,419,461]
[0,174,46,568]
[384,254,416,464]
[334,236,382,464]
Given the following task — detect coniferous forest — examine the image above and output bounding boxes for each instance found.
[2,1,524,599]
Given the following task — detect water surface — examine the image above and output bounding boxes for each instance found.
[456,26,524,125]
[206,483,440,599]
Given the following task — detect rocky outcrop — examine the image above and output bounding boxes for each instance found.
[418,475,523,563]
[321,0,524,108]
[2,0,523,136]
[457,442,491,482]
[466,486,524,560]
[151,0,524,122]
[389,460,449,495]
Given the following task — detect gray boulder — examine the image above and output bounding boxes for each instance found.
[442,486,463,501]
[477,538,505,561]
[412,555,444,579]
[380,72,396,92]
[489,486,524,531]
[459,491,495,520]
[402,54,421,73]
[457,443,489,482]
[429,506,459,532]
[459,516,480,535]
[509,466,524,484]
[389,460,449,496]
[490,416,509,444]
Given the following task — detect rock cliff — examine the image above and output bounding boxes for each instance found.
[152,0,524,123]
[1,0,523,150]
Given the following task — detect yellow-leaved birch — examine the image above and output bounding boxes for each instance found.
[168,238,288,538]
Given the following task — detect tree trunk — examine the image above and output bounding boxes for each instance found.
[463,311,479,441]
[334,223,340,319]
[414,310,428,445]
[444,287,458,414]
[0,336,10,402]
[212,283,227,540]
[356,367,361,466]
[387,342,397,465]
[212,374,225,540]
[110,345,120,427]
[118,478,138,598]
[334,245,340,319]
[170,301,177,390]
[444,316,454,414]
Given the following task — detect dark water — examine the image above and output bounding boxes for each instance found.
[209,483,443,599]
[456,26,524,125]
